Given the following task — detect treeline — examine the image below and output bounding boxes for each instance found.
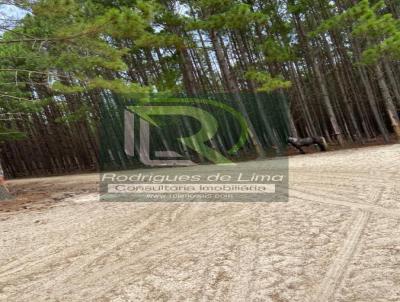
[0,0,400,177]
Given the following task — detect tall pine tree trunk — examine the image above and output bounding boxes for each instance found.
[312,58,344,144]
[209,29,265,156]
[383,59,400,106]
[178,47,198,96]
[292,11,344,144]
[375,63,400,140]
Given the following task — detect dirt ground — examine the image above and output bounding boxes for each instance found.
[0,145,399,302]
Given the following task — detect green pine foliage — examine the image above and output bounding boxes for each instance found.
[1,0,400,176]
[245,70,292,92]
[314,0,400,64]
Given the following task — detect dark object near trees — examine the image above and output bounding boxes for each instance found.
[287,136,328,154]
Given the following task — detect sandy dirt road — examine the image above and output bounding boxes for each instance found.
[0,145,399,302]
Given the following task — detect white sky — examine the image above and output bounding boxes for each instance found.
[0,4,28,35]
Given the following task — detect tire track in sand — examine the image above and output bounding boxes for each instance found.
[0,203,168,291]
[229,208,261,302]
[289,187,399,218]
[0,202,103,277]
[312,210,370,302]
[55,207,250,302]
